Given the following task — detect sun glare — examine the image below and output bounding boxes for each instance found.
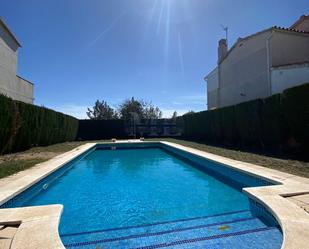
[145,0,190,75]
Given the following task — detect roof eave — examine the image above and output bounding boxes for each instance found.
[218,27,273,65]
[218,26,309,66]
[0,17,22,48]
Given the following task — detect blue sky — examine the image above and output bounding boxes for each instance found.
[1,0,308,118]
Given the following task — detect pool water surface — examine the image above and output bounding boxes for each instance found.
[2,145,283,248]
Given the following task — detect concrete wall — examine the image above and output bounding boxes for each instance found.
[0,22,19,52]
[0,65,34,103]
[271,64,309,94]
[0,22,34,104]
[206,67,218,109]
[271,31,309,67]
[218,31,271,108]
[0,27,17,75]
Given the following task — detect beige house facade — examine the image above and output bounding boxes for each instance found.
[205,15,309,110]
[0,18,34,104]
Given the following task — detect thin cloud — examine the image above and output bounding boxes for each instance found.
[48,104,89,119]
[88,11,127,47]
[161,108,189,118]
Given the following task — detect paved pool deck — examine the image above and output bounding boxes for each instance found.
[0,141,308,249]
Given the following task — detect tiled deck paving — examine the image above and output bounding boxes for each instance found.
[0,224,19,249]
[0,141,308,249]
[287,194,309,213]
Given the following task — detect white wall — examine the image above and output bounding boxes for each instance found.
[219,31,271,108]
[206,67,218,109]
[271,31,309,67]
[0,22,34,104]
[271,64,309,94]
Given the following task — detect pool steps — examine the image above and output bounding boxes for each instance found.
[62,210,282,249]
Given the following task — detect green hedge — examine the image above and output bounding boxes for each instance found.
[0,94,79,154]
[260,94,289,146]
[235,99,263,146]
[77,119,126,140]
[220,105,238,145]
[182,82,309,150]
[282,83,309,146]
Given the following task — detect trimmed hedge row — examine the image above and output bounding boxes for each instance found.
[0,94,79,154]
[77,119,126,140]
[183,83,309,149]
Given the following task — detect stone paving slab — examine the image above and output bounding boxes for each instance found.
[0,226,18,239]
[0,238,12,249]
[287,194,309,214]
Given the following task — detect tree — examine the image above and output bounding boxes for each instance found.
[118,97,162,120]
[118,97,145,120]
[183,110,195,116]
[144,104,162,119]
[171,111,177,119]
[87,100,118,120]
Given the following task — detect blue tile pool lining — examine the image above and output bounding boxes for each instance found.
[64,217,257,247]
[61,207,280,249]
[61,209,250,237]
[133,227,278,249]
[64,225,276,248]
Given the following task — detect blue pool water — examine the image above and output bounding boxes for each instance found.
[2,144,283,248]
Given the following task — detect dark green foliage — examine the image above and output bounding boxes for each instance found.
[209,110,222,143]
[181,83,309,151]
[77,120,126,140]
[198,111,208,140]
[220,106,238,145]
[235,99,263,146]
[282,83,309,146]
[118,97,162,120]
[0,95,13,151]
[0,94,79,155]
[183,112,195,138]
[260,94,289,147]
[87,100,118,120]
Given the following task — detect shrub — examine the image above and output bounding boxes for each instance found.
[200,111,210,141]
[77,120,126,140]
[260,94,289,147]
[282,83,309,146]
[0,95,13,152]
[220,106,238,145]
[0,94,79,155]
[209,109,222,143]
[235,99,263,147]
[180,83,308,152]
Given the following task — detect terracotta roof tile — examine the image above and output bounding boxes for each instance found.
[273,26,309,35]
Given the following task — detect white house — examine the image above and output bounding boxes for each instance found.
[205,15,309,110]
[0,17,34,104]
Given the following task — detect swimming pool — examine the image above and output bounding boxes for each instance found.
[1,143,283,248]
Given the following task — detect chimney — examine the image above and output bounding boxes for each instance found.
[218,39,228,64]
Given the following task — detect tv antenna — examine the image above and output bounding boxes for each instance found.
[221,25,228,46]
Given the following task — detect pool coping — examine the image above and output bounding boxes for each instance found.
[0,141,308,249]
